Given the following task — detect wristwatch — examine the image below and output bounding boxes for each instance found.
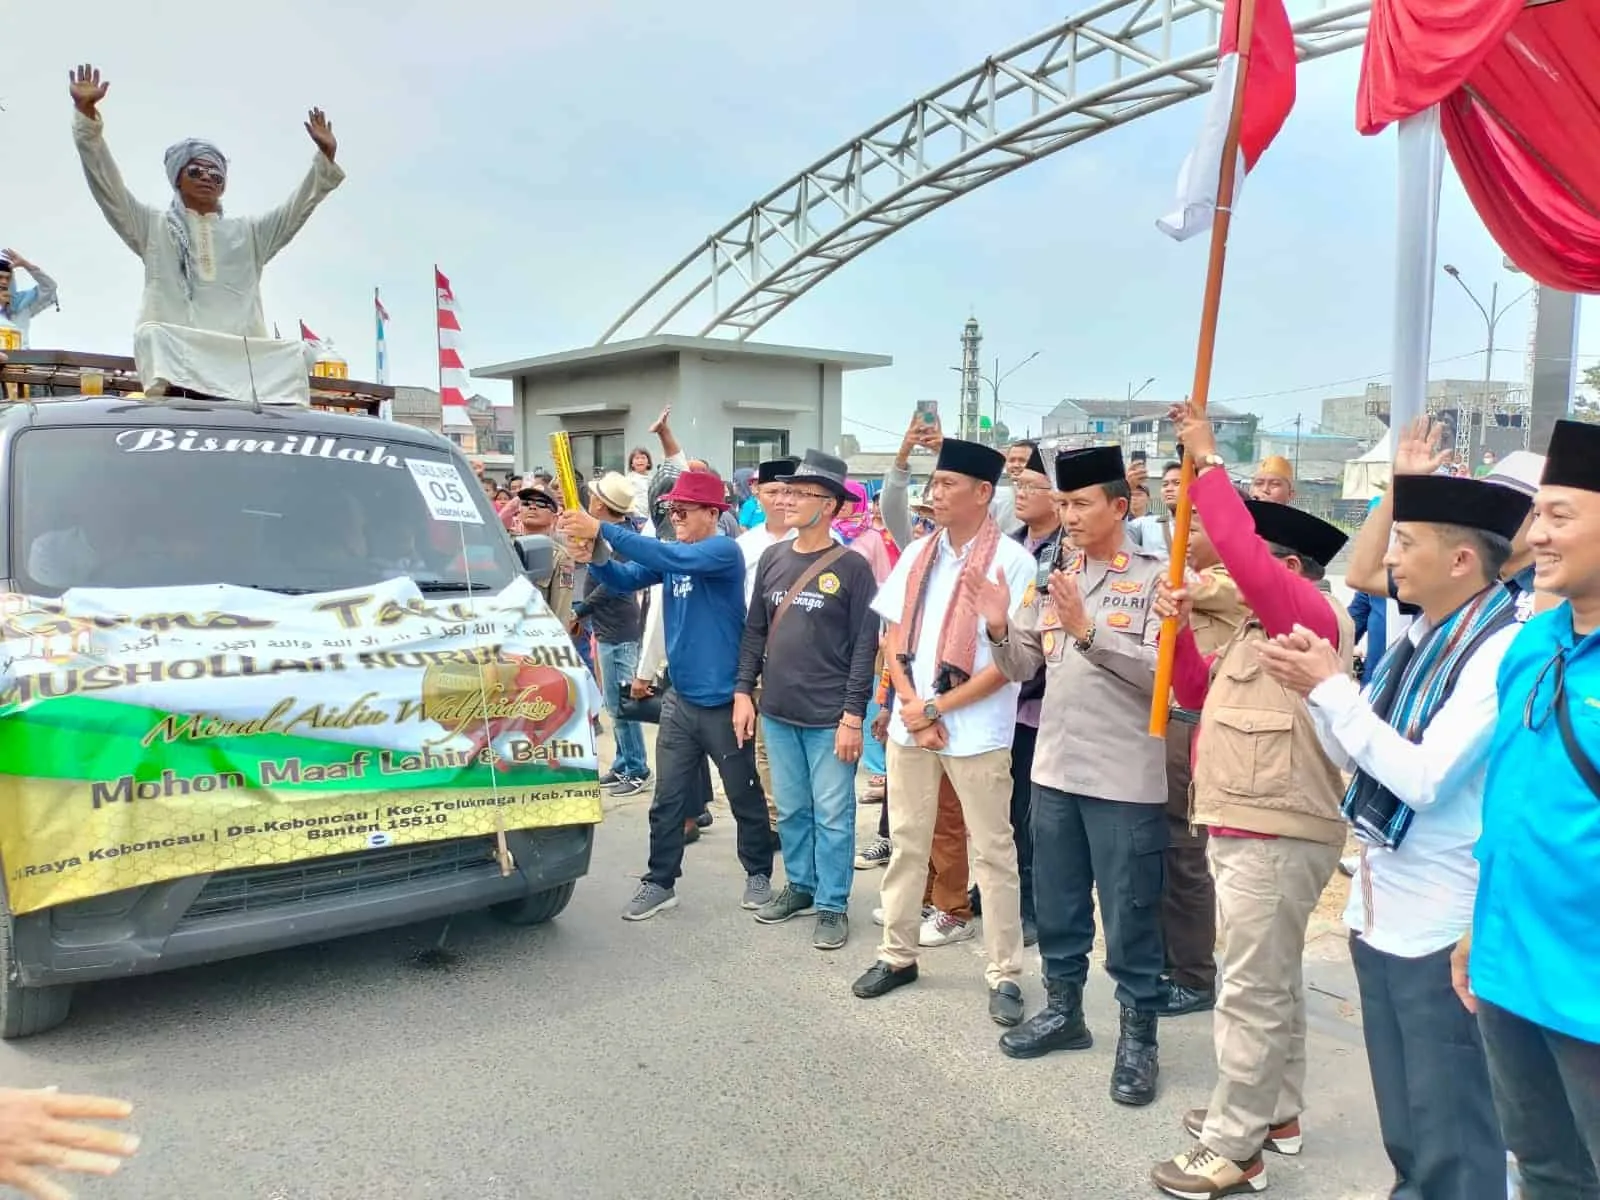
[922,700,941,723]
[1197,453,1226,472]
[1074,624,1097,653]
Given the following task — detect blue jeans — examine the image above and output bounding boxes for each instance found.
[595,640,648,779]
[860,697,886,776]
[761,716,857,912]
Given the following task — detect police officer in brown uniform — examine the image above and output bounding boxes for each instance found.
[979,444,1170,1107]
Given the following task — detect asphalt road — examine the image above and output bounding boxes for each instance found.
[0,792,1393,1200]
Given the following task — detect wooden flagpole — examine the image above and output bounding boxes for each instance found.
[1148,0,1261,738]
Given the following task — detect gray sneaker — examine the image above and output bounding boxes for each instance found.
[754,884,815,925]
[813,911,849,951]
[621,881,677,922]
[741,873,773,911]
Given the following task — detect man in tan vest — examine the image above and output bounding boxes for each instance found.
[1148,403,1355,1200]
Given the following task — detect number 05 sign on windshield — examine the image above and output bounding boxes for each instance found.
[406,459,484,524]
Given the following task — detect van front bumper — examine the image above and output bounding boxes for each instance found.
[10,825,594,987]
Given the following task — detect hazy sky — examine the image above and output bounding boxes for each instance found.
[10,0,1595,450]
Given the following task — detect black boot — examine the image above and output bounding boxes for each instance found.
[1109,1007,1160,1106]
[998,982,1093,1059]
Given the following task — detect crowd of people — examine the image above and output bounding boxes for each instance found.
[482,405,1596,1200]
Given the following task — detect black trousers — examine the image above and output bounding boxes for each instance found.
[1478,1000,1600,1200]
[1010,723,1038,927]
[1031,785,1166,1012]
[1350,936,1506,1200]
[644,692,774,890]
[1162,719,1216,991]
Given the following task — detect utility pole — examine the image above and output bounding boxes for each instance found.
[1293,413,1303,482]
[1443,264,1534,461]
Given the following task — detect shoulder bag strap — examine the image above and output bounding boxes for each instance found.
[769,546,850,634]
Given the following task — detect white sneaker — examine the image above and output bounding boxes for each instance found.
[919,909,975,947]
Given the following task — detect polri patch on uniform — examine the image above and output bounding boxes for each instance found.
[1106,612,1133,629]
[1110,579,1143,594]
[1023,582,1037,607]
[1108,551,1131,572]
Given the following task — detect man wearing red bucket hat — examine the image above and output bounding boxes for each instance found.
[561,469,777,921]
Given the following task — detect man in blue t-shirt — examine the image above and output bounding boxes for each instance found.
[561,469,776,922]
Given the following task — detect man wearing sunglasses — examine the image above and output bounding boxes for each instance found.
[1449,419,1600,1199]
[69,63,343,341]
[559,470,775,922]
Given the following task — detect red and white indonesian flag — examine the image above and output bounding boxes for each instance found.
[1157,0,1297,241]
[435,268,472,429]
[298,319,322,347]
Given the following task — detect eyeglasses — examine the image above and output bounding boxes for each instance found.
[667,504,708,520]
[1523,648,1569,733]
[785,489,832,502]
[183,163,225,184]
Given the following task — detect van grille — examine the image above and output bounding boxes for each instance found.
[181,838,500,922]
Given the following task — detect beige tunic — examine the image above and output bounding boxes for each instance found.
[989,531,1168,805]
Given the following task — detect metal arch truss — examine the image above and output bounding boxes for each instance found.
[600,0,1371,345]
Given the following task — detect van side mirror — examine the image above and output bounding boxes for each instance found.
[513,534,554,585]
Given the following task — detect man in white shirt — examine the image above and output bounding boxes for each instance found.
[69,64,343,340]
[850,438,1036,1028]
[1257,471,1531,1199]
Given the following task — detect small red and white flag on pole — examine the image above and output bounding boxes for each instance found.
[298,319,322,345]
[435,267,472,429]
[1156,0,1297,241]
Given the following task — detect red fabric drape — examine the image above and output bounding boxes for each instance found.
[1441,93,1600,293]
[1356,0,1522,135]
[1441,1,1600,293]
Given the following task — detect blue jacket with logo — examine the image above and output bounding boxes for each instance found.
[1475,605,1600,1042]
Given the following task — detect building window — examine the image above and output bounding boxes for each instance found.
[732,428,790,474]
[569,429,626,480]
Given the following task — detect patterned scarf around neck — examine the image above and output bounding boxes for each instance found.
[898,517,1002,695]
[1342,582,1516,851]
[162,139,228,301]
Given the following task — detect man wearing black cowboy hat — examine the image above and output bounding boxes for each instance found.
[1149,402,1358,1199]
[1256,470,1531,1200]
[735,451,880,951]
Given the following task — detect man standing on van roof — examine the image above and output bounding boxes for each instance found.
[68,64,343,339]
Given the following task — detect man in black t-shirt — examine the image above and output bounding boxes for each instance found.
[734,451,881,952]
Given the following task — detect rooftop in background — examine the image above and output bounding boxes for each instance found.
[1047,397,1244,421]
[0,348,393,415]
[475,334,893,381]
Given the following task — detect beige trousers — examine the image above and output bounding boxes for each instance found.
[1200,833,1341,1161]
[880,740,1023,989]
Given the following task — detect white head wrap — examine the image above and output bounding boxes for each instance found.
[162,139,228,300]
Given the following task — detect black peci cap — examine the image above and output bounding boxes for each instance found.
[935,438,1006,485]
[1053,445,1125,494]
[757,457,800,485]
[1392,473,1531,540]
[1245,500,1347,567]
[1541,419,1600,493]
[1022,443,1046,475]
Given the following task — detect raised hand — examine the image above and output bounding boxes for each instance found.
[649,406,672,436]
[1394,415,1452,477]
[68,64,109,116]
[304,108,337,161]
[1169,401,1217,462]
[970,566,1014,641]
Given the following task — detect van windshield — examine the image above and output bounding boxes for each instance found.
[9,424,520,597]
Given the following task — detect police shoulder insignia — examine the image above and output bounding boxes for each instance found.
[1022,582,1037,607]
[1108,551,1130,573]
[1106,612,1133,629]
